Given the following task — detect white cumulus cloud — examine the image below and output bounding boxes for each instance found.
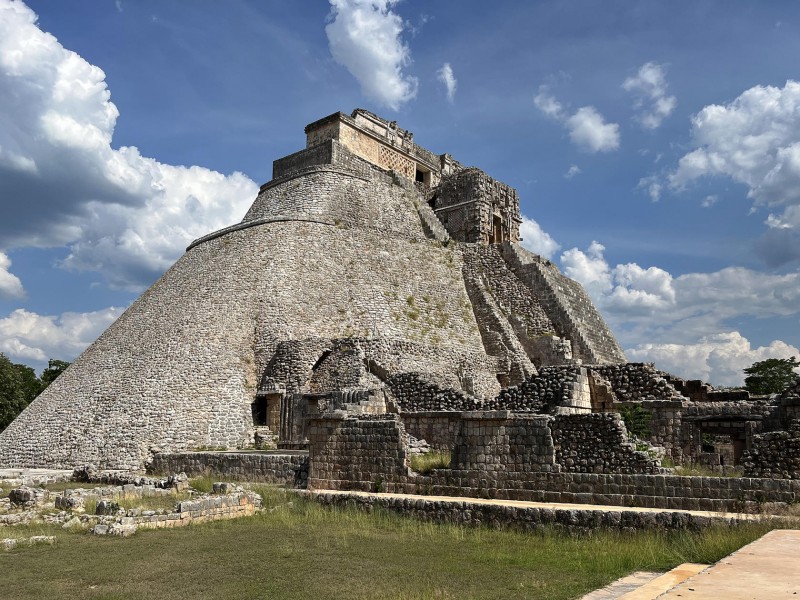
[628,333,800,388]
[622,62,677,129]
[533,87,564,119]
[0,307,123,365]
[669,80,800,265]
[637,175,663,202]
[559,241,800,386]
[0,252,24,300]
[564,165,581,179]
[0,0,259,291]
[534,87,619,153]
[326,0,418,110]
[519,216,560,259]
[566,107,620,153]
[437,62,457,102]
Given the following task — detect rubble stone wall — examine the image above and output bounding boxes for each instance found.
[552,413,664,474]
[743,421,800,479]
[486,366,590,413]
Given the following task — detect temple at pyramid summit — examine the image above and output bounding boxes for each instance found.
[2,109,799,483]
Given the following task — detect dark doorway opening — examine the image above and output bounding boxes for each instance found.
[252,396,267,426]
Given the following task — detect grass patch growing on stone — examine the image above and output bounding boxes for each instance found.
[1,486,790,600]
[410,451,452,474]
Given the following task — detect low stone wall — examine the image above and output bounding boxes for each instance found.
[148,452,308,487]
[743,422,800,479]
[308,414,800,512]
[312,491,746,532]
[92,488,261,536]
[589,363,684,402]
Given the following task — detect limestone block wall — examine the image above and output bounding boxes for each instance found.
[308,414,411,489]
[451,412,557,473]
[399,412,462,451]
[502,243,626,364]
[307,414,800,511]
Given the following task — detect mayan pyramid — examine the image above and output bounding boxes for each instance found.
[0,109,625,470]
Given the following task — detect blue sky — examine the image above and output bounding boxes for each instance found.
[1,0,799,386]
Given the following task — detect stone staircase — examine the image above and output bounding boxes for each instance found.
[414,200,450,243]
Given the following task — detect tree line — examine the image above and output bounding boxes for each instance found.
[0,354,69,432]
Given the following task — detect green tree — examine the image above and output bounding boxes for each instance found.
[40,359,70,389]
[0,353,41,431]
[744,356,800,395]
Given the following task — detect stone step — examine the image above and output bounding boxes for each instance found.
[616,563,707,599]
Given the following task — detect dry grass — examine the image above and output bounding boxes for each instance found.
[409,451,452,474]
[0,486,791,600]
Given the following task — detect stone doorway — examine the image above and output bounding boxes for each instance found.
[490,214,504,244]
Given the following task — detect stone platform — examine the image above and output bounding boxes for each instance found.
[309,489,763,532]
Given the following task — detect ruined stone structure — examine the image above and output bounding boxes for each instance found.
[3,108,796,487]
[0,109,628,471]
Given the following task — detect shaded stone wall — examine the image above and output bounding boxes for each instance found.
[434,168,520,244]
[148,452,309,487]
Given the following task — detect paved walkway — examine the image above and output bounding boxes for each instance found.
[312,489,764,521]
[660,529,800,599]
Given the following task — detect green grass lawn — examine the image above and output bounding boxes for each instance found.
[0,487,786,600]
